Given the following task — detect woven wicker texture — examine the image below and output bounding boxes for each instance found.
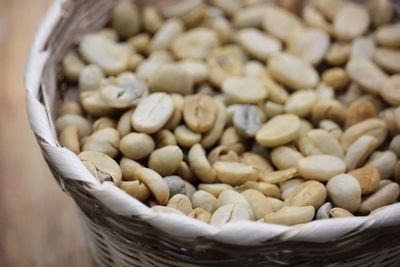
[25,0,400,266]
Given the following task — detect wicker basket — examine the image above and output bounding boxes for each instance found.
[25,0,400,266]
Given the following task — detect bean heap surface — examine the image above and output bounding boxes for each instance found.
[57,0,400,226]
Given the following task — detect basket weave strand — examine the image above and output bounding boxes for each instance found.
[25,0,400,266]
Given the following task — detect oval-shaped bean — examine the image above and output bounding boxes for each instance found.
[299,129,344,159]
[233,105,264,138]
[188,208,211,223]
[285,90,317,117]
[222,77,268,104]
[349,166,381,195]
[268,53,319,90]
[326,174,361,213]
[202,99,227,148]
[174,125,202,148]
[60,125,80,154]
[256,114,301,147]
[242,189,273,220]
[133,167,170,204]
[119,180,151,202]
[119,133,154,160]
[183,94,217,133]
[330,207,354,218]
[131,93,174,134]
[284,181,327,209]
[188,144,216,183]
[55,114,92,138]
[237,28,281,61]
[359,183,400,214]
[79,151,122,184]
[149,18,184,52]
[198,183,234,198]
[213,161,258,186]
[381,75,400,106]
[264,206,315,226]
[167,194,193,215]
[211,204,252,227]
[262,6,302,42]
[191,190,217,213]
[375,23,400,47]
[148,146,183,176]
[366,150,398,180]
[334,3,370,40]
[298,155,346,182]
[271,146,304,170]
[344,135,378,171]
[149,64,193,95]
[374,48,400,74]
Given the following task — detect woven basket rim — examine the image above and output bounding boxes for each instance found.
[24,0,400,246]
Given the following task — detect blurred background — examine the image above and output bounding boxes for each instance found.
[0,0,92,265]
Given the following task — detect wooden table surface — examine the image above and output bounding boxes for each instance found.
[0,0,93,266]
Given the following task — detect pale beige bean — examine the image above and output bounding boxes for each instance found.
[240,152,273,173]
[213,161,258,186]
[80,91,115,117]
[222,77,268,105]
[176,161,196,184]
[119,180,151,202]
[346,59,388,95]
[262,6,302,42]
[158,0,202,17]
[395,161,400,182]
[326,174,361,213]
[319,120,343,140]
[264,101,284,119]
[302,5,332,35]
[177,60,208,84]
[143,6,163,34]
[111,0,140,39]
[148,146,183,176]
[79,34,129,75]
[188,208,211,223]
[207,46,243,87]
[167,194,193,215]
[322,68,349,91]
[344,135,378,171]
[316,83,335,100]
[216,190,252,215]
[271,146,304,170]
[298,155,346,182]
[174,125,201,148]
[349,166,381,195]
[311,99,345,125]
[58,101,84,117]
[154,130,177,148]
[280,178,305,200]
[375,23,400,47]
[266,197,284,212]
[79,151,122,184]
[264,206,315,226]
[191,190,217,213]
[381,75,400,106]
[285,90,317,117]
[233,5,271,28]
[149,18,184,52]
[131,93,174,134]
[390,135,400,157]
[78,64,104,92]
[211,204,252,227]
[345,99,377,128]
[219,127,246,154]
[60,125,80,154]
[210,0,243,16]
[326,42,350,65]
[149,65,193,95]
[183,94,217,133]
[374,48,400,74]
[151,206,184,215]
[62,51,85,82]
[350,37,375,60]
[379,107,400,136]
[242,189,273,220]
[315,0,343,20]
[83,128,120,158]
[202,99,227,148]
[188,144,216,183]
[235,181,281,198]
[204,15,234,44]
[268,53,319,91]
[116,110,133,137]
[208,146,239,166]
[261,76,289,104]
[119,133,155,160]
[284,181,327,210]
[55,114,92,138]
[256,114,301,147]
[341,118,388,150]
[359,183,400,214]
[299,129,344,159]
[316,202,332,220]
[333,3,370,41]
[368,0,394,27]
[198,184,233,198]
[366,151,398,179]
[134,167,170,204]
[164,94,184,130]
[330,208,354,218]
[119,157,142,181]
[237,28,281,61]
[288,27,330,65]
[171,28,220,60]
[260,168,297,184]
[92,117,116,132]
